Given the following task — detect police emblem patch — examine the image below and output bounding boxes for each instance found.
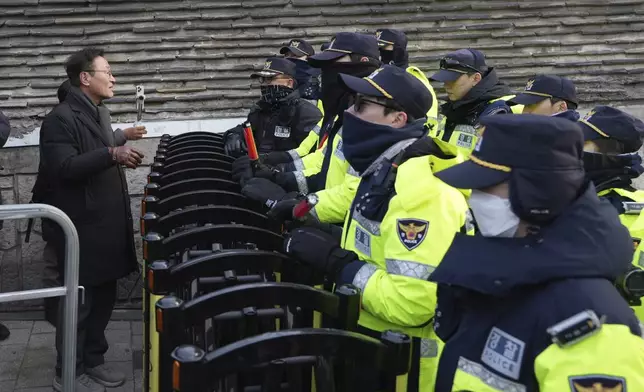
[481,327,525,380]
[474,126,485,151]
[583,109,596,122]
[397,219,429,251]
[291,40,300,48]
[525,79,535,91]
[376,31,383,40]
[569,375,626,392]
[263,61,272,70]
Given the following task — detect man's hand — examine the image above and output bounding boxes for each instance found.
[241,178,287,208]
[122,126,147,141]
[224,133,246,157]
[109,146,144,169]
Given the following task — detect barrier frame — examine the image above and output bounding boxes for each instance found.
[0,204,80,392]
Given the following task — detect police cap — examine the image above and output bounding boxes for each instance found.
[338,65,431,120]
[436,114,584,190]
[250,57,297,79]
[430,49,488,82]
[580,105,644,153]
[375,28,405,48]
[280,39,315,57]
[510,74,578,106]
[308,32,379,67]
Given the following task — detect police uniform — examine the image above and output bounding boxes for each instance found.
[283,66,472,392]
[429,49,522,157]
[510,74,580,121]
[376,28,409,69]
[580,106,644,322]
[431,115,644,391]
[223,57,322,158]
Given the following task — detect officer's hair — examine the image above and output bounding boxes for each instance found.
[550,97,578,111]
[382,98,415,123]
[65,48,105,87]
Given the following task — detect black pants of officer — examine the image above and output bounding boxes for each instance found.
[55,280,117,378]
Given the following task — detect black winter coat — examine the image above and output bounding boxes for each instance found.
[38,87,137,286]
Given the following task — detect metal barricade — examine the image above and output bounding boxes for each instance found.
[0,204,80,392]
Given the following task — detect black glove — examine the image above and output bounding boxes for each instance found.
[231,155,252,184]
[224,132,246,157]
[267,197,302,223]
[261,151,292,166]
[241,178,288,208]
[284,227,357,276]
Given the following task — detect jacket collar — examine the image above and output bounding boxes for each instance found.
[429,185,634,296]
[65,87,110,147]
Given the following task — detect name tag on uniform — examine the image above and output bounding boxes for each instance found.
[274,126,291,138]
[354,225,371,257]
[334,139,345,161]
[481,327,525,380]
[456,133,474,149]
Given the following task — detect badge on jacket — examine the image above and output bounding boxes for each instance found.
[569,375,626,392]
[397,219,428,251]
[274,126,291,138]
[481,327,525,380]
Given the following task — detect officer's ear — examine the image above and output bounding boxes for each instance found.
[557,100,568,113]
[286,78,295,89]
[391,111,408,128]
[470,72,482,85]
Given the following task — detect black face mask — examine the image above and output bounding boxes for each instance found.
[583,151,644,186]
[260,85,293,105]
[379,49,395,66]
[320,62,379,117]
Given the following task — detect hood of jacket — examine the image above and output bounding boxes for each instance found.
[57,79,72,103]
[430,184,634,296]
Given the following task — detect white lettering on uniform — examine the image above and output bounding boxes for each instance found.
[481,327,525,380]
[354,225,371,257]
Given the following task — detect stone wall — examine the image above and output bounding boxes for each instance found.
[0,138,160,310]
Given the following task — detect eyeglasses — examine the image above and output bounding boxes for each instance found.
[439,58,480,74]
[83,69,113,78]
[354,94,401,113]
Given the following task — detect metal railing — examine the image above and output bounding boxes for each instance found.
[0,204,80,392]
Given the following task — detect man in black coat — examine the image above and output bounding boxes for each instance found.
[39,48,144,392]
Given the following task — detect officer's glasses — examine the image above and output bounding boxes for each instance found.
[439,58,480,74]
[354,95,401,113]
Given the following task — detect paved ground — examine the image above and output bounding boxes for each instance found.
[0,320,142,392]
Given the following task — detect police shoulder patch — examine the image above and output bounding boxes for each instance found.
[569,374,626,392]
[397,219,429,251]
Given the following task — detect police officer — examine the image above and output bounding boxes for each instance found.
[376,28,409,68]
[223,57,322,158]
[580,106,644,320]
[282,65,471,392]
[430,114,644,391]
[240,33,381,208]
[429,49,520,155]
[510,74,579,120]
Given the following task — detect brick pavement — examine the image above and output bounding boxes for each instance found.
[0,320,143,392]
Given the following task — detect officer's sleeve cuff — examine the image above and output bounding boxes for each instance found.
[336,260,367,287]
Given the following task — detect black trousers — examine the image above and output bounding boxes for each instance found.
[55,280,117,377]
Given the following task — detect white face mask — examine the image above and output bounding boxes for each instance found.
[468,190,520,238]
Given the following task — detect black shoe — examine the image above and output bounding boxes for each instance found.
[0,323,9,341]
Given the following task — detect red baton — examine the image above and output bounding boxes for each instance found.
[243,122,259,161]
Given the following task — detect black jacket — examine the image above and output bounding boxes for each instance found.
[225,91,322,156]
[38,86,137,286]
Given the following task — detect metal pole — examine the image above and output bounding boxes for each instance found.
[0,203,79,392]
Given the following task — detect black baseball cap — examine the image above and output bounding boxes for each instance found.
[580,105,644,152]
[510,75,578,106]
[308,32,379,67]
[429,49,488,82]
[436,114,584,190]
[280,39,315,57]
[250,57,297,79]
[338,65,431,120]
